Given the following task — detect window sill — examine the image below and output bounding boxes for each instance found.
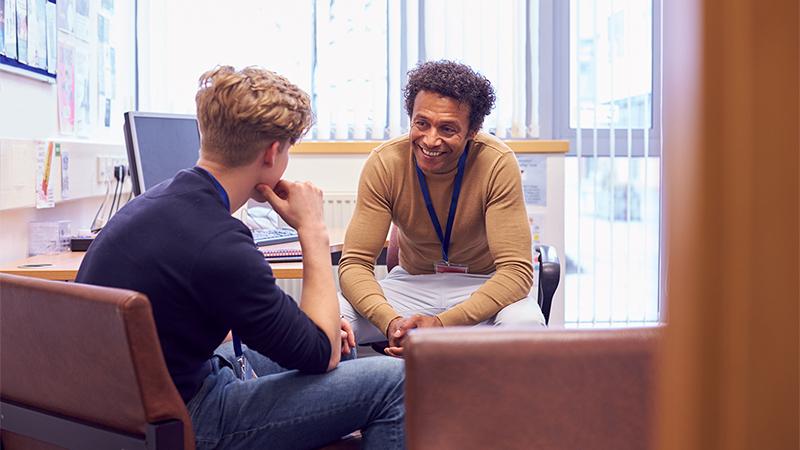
[290,140,569,154]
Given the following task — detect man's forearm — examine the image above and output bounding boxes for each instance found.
[297,225,341,368]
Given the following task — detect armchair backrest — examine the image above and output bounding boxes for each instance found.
[0,273,194,450]
[405,327,661,450]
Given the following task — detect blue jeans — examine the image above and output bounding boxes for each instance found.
[187,342,405,450]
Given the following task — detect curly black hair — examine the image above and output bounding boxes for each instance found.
[403,60,496,133]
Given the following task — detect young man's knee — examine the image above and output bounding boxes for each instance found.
[353,356,404,384]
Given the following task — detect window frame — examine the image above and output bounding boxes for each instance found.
[545,0,662,157]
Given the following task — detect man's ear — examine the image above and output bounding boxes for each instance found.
[263,140,283,167]
[466,128,478,141]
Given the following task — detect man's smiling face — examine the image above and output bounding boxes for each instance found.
[409,90,475,174]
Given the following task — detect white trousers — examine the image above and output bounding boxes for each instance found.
[339,266,546,344]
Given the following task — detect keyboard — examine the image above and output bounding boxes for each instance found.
[251,227,300,247]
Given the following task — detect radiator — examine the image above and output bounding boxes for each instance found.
[276,192,387,301]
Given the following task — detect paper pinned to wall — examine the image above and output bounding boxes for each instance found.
[57,41,75,134]
[57,0,74,33]
[527,212,546,245]
[74,45,91,137]
[518,154,547,206]
[0,0,6,55]
[3,0,17,59]
[45,0,55,73]
[15,0,27,63]
[59,144,70,199]
[35,141,55,208]
[0,140,35,210]
[27,0,46,69]
[74,0,89,41]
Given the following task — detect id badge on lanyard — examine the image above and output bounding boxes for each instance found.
[415,146,470,275]
[233,336,258,381]
[434,260,469,274]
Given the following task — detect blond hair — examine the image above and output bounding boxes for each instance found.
[195,66,314,167]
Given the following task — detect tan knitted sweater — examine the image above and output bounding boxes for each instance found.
[338,132,533,334]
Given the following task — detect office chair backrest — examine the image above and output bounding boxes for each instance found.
[0,273,194,450]
[534,244,560,324]
[386,225,560,324]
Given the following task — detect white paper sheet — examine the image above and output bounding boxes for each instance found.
[518,154,548,206]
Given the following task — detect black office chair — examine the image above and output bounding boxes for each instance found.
[367,226,561,353]
[534,243,560,325]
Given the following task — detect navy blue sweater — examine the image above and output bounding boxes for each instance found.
[77,168,331,402]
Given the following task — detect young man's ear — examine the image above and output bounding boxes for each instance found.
[262,140,283,167]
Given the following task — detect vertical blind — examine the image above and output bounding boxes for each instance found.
[137,0,539,140]
[563,0,661,326]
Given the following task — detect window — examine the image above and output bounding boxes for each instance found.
[554,0,662,326]
[136,0,539,139]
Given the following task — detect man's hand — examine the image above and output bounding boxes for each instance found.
[257,180,326,233]
[384,314,443,357]
[340,318,356,356]
[384,317,407,356]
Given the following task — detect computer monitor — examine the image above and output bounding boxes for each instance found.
[123,112,201,195]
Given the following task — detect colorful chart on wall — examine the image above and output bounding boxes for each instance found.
[0,0,57,82]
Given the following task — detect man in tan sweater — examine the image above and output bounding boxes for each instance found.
[338,61,545,356]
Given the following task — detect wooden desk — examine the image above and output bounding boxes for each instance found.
[0,241,348,281]
[0,238,387,282]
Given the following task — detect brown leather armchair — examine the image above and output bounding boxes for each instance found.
[0,274,359,450]
[404,326,661,450]
[0,273,194,450]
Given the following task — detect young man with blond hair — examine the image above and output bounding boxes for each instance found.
[77,66,405,449]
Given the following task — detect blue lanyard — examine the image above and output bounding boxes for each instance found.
[195,166,245,357]
[414,146,469,263]
[194,166,230,211]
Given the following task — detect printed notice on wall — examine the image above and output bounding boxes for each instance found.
[518,154,547,206]
[35,141,55,208]
[527,212,546,245]
[59,144,70,199]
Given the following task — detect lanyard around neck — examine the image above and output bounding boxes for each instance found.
[414,146,469,263]
[194,166,231,211]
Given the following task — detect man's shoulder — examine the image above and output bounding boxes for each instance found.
[472,131,514,157]
[371,135,410,161]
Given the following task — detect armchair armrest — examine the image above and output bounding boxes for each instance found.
[404,327,660,450]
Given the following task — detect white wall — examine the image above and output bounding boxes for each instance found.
[0,0,133,263]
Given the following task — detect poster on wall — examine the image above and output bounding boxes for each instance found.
[74,0,89,41]
[74,45,91,137]
[28,0,46,69]
[4,0,17,59]
[15,0,27,63]
[45,0,55,73]
[0,0,5,55]
[57,0,74,34]
[57,42,75,134]
[518,154,548,207]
